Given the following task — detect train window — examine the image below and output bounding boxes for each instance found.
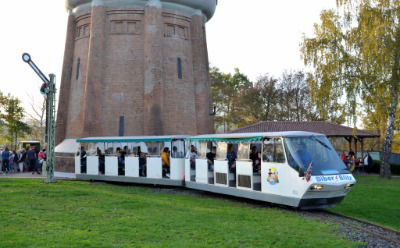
[216,142,227,160]
[146,142,163,157]
[87,143,98,156]
[105,143,121,155]
[197,142,207,159]
[263,138,286,163]
[274,139,286,163]
[171,140,185,158]
[96,143,105,156]
[237,143,250,161]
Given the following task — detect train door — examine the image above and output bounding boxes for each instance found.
[261,138,298,198]
[170,140,185,180]
[87,142,99,175]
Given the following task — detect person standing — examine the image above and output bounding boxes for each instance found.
[186,145,198,170]
[341,151,347,164]
[226,144,237,176]
[13,151,18,172]
[138,147,147,177]
[161,147,171,178]
[27,146,40,174]
[2,147,10,174]
[206,147,216,171]
[77,146,87,174]
[39,149,46,174]
[249,146,261,172]
[8,151,15,173]
[18,149,26,173]
[0,147,3,173]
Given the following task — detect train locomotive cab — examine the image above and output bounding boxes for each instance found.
[185,132,356,209]
[75,136,188,186]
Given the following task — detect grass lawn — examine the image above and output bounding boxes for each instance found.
[330,175,400,230]
[0,179,358,248]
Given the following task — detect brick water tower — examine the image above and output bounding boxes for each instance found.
[56,0,217,144]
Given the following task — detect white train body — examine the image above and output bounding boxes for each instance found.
[75,132,356,209]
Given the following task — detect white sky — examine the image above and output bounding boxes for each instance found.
[0,0,337,117]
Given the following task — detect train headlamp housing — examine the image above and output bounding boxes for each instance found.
[310,185,324,191]
[344,183,354,189]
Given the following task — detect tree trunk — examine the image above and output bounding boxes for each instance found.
[380,94,398,179]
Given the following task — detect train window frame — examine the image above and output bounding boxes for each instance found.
[216,142,227,161]
[237,143,250,161]
[262,138,286,164]
[197,142,208,160]
[171,140,185,158]
[146,142,163,157]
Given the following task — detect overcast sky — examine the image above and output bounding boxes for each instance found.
[0,0,337,116]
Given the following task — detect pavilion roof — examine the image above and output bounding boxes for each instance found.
[229,121,379,139]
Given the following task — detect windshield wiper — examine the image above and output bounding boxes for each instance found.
[311,136,332,150]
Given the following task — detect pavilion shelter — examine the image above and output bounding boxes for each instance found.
[229,121,380,157]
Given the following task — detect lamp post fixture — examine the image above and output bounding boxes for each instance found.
[22,53,56,183]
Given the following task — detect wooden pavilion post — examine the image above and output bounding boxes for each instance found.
[354,138,358,158]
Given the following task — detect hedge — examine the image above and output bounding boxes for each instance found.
[370,160,400,175]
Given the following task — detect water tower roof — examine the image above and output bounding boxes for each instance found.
[66,0,217,20]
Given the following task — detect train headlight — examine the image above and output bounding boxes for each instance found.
[310,185,324,191]
[344,183,354,189]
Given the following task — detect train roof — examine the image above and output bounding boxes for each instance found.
[77,135,190,143]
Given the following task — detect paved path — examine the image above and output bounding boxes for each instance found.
[0,172,44,179]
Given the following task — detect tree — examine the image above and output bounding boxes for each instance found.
[301,0,400,178]
[252,75,280,121]
[0,94,31,149]
[278,71,319,122]
[25,94,46,145]
[210,67,252,132]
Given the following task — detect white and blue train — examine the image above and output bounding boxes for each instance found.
[74,132,356,209]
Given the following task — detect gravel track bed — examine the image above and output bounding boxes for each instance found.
[298,210,400,248]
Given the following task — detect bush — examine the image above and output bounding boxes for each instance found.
[372,160,400,175]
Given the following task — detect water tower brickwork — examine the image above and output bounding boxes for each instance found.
[56,0,217,144]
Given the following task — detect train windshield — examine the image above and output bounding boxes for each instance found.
[284,136,349,175]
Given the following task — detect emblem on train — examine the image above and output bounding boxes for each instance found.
[267,168,279,185]
[305,162,313,182]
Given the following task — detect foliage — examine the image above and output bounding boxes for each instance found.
[0,92,31,148]
[301,0,400,178]
[331,175,400,230]
[278,71,319,122]
[210,67,252,131]
[25,95,46,145]
[370,160,400,175]
[0,179,358,248]
[211,68,319,132]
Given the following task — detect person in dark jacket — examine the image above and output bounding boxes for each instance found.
[27,146,40,174]
[2,147,10,174]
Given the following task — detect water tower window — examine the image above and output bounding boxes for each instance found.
[76,58,80,80]
[177,57,183,79]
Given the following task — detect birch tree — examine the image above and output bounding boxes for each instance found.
[301,0,400,178]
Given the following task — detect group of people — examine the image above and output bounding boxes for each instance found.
[78,145,183,178]
[186,144,262,179]
[77,143,265,180]
[0,146,45,175]
[341,150,373,173]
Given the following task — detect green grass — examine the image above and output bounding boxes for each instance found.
[331,175,400,230]
[0,179,357,248]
